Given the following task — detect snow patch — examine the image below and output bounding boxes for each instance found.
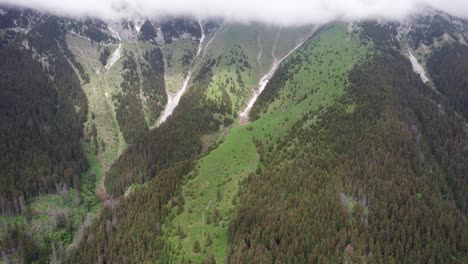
[158,20,210,126]
[21,39,29,50]
[195,20,205,57]
[105,26,123,71]
[132,17,144,33]
[134,23,142,33]
[0,9,6,16]
[105,44,122,71]
[240,25,320,118]
[408,50,429,83]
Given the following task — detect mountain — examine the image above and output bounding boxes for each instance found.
[0,4,467,263]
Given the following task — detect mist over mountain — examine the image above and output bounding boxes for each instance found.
[1,0,468,25]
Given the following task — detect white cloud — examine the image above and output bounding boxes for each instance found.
[0,0,467,25]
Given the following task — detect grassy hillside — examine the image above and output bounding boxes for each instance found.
[226,50,467,263]
[202,23,315,114]
[162,39,198,93]
[163,23,372,263]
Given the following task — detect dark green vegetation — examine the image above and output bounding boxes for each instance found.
[99,46,111,65]
[114,51,149,144]
[160,18,202,44]
[410,14,468,47]
[0,13,109,263]
[1,5,467,263]
[427,43,468,118]
[113,47,167,144]
[105,57,226,195]
[67,18,115,43]
[69,57,231,263]
[68,160,194,263]
[142,48,167,124]
[162,24,371,263]
[226,51,467,263]
[139,20,158,41]
[0,28,87,215]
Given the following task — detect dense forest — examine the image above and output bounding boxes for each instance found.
[114,51,149,144]
[67,160,193,263]
[0,21,88,214]
[141,48,167,124]
[427,43,468,119]
[226,50,467,263]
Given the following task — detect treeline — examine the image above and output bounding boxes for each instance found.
[427,43,468,119]
[160,18,202,44]
[410,15,464,48]
[66,18,115,43]
[1,16,90,262]
[0,18,88,214]
[226,51,467,262]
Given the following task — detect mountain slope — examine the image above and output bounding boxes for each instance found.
[0,16,88,215]
[427,43,468,119]
[227,50,467,263]
[0,4,467,264]
[161,23,371,263]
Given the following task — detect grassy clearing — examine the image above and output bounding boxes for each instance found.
[165,121,259,263]
[163,23,372,263]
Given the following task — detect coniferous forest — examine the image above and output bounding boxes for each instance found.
[0,27,88,215]
[227,51,467,263]
[0,3,467,264]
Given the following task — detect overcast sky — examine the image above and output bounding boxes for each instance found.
[1,0,467,25]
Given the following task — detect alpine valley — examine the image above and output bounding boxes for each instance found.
[0,3,467,264]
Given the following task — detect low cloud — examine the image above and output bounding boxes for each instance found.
[0,0,467,25]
